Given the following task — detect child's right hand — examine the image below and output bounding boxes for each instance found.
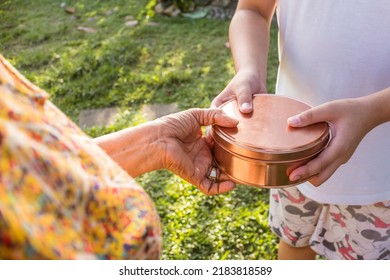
[211,69,267,113]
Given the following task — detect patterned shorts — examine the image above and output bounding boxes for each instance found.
[269,187,390,260]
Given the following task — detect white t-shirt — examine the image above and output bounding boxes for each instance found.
[275,0,390,205]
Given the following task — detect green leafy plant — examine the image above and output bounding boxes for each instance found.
[174,0,196,12]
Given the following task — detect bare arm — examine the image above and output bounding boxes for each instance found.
[94,108,239,195]
[363,87,390,127]
[212,0,277,112]
[230,0,276,76]
[94,121,162,178]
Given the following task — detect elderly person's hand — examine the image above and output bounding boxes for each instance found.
[287,89,390,186]
[95,108,239,195]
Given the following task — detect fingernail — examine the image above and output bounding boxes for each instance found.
[288,116,301,126]
[241,102,252,113]
[220,112,239,125]
[292,175,301,181]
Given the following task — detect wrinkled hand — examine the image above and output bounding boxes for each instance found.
[211,70,266,113]
[288,98,376,186]
[156,108,239,195]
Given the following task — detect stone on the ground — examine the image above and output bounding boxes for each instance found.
[78,103,180,128]
[79,107,120,129]
[141,103,179,121]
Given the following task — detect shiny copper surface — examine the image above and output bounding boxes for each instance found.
[211,94,330,188]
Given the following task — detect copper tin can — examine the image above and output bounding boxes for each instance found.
[211,94,330,188]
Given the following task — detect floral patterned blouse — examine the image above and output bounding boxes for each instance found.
[0,55,161,259]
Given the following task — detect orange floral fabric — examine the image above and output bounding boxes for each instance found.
[0,55,161,259]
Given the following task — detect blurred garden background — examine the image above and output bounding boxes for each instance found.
[0,0,280,259]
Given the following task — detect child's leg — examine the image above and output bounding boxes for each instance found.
[278,239,316,260]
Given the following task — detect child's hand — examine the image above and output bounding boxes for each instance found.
[287,97,376,186]
[211,70,266,113]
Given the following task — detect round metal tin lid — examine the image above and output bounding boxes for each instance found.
[212,94,330,161]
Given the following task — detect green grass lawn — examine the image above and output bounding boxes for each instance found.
[0,0,280,259]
